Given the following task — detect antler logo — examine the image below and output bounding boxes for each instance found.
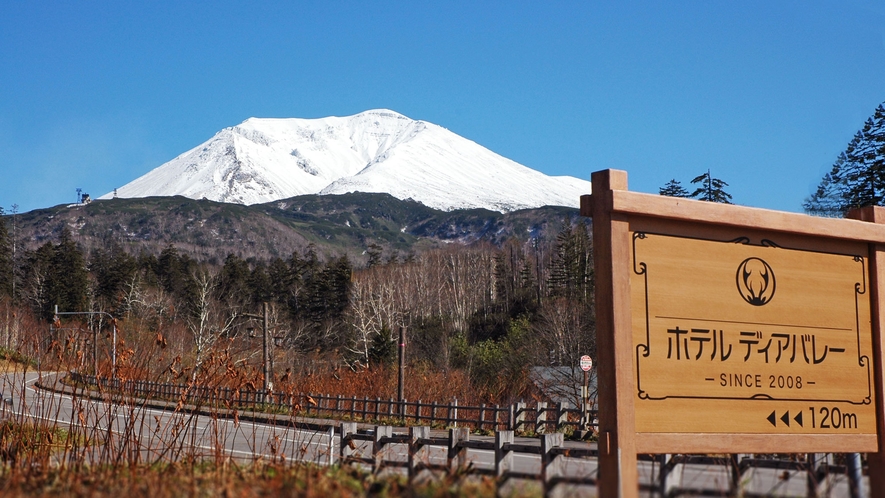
[736,257,776,306]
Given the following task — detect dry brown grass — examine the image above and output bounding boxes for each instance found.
[0,314,508,497]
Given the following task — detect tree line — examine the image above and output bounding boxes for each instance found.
[0,215,595,404]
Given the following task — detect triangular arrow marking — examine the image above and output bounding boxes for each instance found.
[794,411,803,427]
[767,410,777,427]
[781,411,791,427]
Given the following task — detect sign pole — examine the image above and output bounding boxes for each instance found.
[847,206,885,497]
[584,169,638,498]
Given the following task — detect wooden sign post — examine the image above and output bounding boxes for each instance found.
[582,169,885,498]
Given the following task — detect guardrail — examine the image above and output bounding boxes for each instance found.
[68,372,596,432]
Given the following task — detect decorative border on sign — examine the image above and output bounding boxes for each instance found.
[632,232,872,405]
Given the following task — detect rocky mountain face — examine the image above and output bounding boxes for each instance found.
[15,193,585,264]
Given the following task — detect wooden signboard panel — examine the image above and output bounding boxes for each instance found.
[631,232,875,435]
[582,169,885,498]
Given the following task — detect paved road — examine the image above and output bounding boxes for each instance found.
[0,370,867,497]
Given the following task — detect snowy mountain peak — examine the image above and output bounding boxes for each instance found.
[101,110,592,212]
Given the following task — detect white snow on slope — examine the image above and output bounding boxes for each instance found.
[102,110,592,212]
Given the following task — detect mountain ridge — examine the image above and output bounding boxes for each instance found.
[13,193,584,265]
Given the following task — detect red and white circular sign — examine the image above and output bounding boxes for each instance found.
[579,355,593,372]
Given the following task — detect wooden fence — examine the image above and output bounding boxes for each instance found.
[338,423,867,498]
[66,373,868,497]
[340,423,596,496]
[68,372,595,433]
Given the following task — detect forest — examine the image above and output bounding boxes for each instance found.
[0,212,595,407]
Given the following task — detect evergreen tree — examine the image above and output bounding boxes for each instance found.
[50,227,89,316]
[690,170,733,204]
[156,245,196,302]
[248,262,273,305]
[548,221,593,302]
[217,253,250,307]
[804,102,885,216]
[90,242,137,312]
[24,228,89,319]
[659,179,691,198]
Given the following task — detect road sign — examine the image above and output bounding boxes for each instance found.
[580,355,593,372]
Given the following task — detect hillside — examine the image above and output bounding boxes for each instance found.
[11,194,584,264]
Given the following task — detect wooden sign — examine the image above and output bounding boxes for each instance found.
[582,169,885,498]
[631,232,875,434]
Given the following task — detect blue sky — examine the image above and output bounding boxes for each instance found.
[1,1,884,214]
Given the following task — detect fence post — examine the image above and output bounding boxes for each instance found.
[479,403,486,431]
[659,454,682,497]
[556,401,569,431]
[448,427,469,472]
[536,402,548,434]
[453,398,458,428]
[340,422,357,464]
[541,433,564,498]
[512,401,525,431]
[409,426,430,481]
[373,426,393,473]
[327,426,335,467]
[807,453,820,498]
[495,430,514,480]
[729,454,742,496]
[431,401,437,427]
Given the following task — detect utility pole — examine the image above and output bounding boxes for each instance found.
[54,305,117,376]
[239,302,272,394]
[397,325,405,418]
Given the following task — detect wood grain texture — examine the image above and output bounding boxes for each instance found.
[635,433,878,454]
[591,169,639,498]
[847,206,885,497]
[611,189,885,244]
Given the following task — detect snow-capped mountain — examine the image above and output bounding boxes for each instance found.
[101,110,592,212]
